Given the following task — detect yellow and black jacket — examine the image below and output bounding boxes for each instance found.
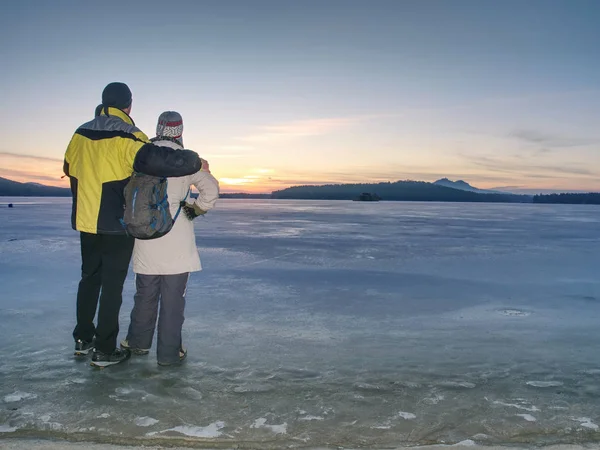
[63,107,201,235]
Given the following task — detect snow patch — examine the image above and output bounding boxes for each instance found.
[251,418,288,434]
[396,411,416,420]
[299,415,324,421]
[492,400,540,412]
[454,440,476,447]
[423,393,445,405]
[4,391,37,403]
[574,417,599,430]
[471,434,490,440]
[354,382,385,391]
[97,413,110,419]
[135,416,159,427]
[114,387,134,395]
[181,387,203,400]
[233,384,272,393]
[498,309,530,317]
[526,380,563,388]
[0,424,18,432]
[157,421,225,438]
[439,381,476,389]
[517,414,537,422]
[43,422,64,431]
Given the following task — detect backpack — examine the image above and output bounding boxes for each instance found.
[121,172,189,240]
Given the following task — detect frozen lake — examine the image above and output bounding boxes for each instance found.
[1,198,600,448]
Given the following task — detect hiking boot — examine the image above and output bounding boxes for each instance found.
[158,348,187,367]
[90,348,131,368]
[120,339,150,355]
[74,338,94,356]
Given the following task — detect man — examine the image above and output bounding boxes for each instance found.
[63,82,202,367]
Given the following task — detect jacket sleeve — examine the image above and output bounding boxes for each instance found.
[132,143,202,177]
[189,170,220,212]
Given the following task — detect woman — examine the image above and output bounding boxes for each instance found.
[121,111,219,366]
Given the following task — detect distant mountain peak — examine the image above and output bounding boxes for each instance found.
[434,178,479,192]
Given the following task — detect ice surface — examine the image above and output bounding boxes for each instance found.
[1,198,600,448]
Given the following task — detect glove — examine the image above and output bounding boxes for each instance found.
[180,201,207,220]
[200,158,211,173]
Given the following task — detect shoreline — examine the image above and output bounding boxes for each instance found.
[2,438,600,450]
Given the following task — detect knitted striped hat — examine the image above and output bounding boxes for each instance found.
[156,111,184,146]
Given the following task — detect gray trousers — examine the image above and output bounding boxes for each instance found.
[126,273,189,364]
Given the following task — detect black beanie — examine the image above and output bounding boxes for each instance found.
[101,82,132,110]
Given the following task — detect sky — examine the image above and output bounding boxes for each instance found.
[1,0,599,194]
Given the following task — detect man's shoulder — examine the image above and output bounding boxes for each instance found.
[75,117,148,143]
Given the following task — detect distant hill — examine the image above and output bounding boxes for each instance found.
[533,193,600,205]
[433,178,503,194]
[0,177,71,197]
[272,180,532,203]
[5,176,595,205]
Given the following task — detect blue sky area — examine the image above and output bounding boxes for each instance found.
[1,0,599,193]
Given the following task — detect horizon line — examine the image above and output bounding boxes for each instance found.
[1,175,599,196]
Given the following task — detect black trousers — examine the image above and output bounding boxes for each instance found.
[72,232,134,354]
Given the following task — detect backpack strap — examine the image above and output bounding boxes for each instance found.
[172,188,191,222]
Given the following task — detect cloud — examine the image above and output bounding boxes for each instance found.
[0,151,66,186]
[484,89,600,107]
[219,145,255,151]
[490,185,525,190]
[492,186,594,194]
[219,177,255,185]
[467,154,596,178]
[0,168,63,183]
[201,153,245,159]
[509,129,597,149]
[237,116,370,142]
[0,151,63,163]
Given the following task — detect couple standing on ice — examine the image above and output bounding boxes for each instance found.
[63,82,219,367]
